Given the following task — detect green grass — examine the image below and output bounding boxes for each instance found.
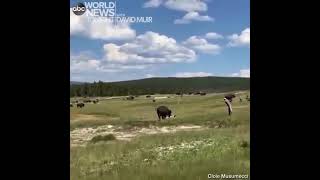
[70,91,250,180]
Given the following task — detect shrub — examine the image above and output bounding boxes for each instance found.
[90,134,116,143]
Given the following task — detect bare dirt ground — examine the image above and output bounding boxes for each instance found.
[70,124,205,147]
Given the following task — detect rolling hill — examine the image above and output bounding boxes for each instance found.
[70,76,250,97]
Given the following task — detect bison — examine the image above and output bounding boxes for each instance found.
[70,103,73,107]
[156,106,176,120]
[77,103,85,108]
[224,94,236,102]
[146,95,151,98]
[126,96,134,100]
[200,92,206,96]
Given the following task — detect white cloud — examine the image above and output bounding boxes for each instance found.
[183,36,221,54]
[70,9,136,40]
[174,11,213,24]
[143,0,163,8]
[164,0,207,12]
[231,69,250,78]
[174,72,213,77]
[70,59,102,73]
[144,0,208,12]
[145,74,155,78]
[228,28,250,47]
[70,52,151,75]
[205,32,223,39]
[103,31,196,64]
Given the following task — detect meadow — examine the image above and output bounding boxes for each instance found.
[70,91,250,180]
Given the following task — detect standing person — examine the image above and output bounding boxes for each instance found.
[224,98,232,116]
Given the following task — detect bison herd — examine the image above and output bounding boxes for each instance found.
[71,93,250,118]
[70,99,99,108]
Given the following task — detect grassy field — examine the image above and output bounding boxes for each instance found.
[70,91,250,180]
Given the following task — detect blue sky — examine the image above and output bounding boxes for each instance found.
[70,0,250,82]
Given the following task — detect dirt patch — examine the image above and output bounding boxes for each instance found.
[233,105,250,109]
[70,114,120,123]
[70,125,205,147]
[71,114,104,121]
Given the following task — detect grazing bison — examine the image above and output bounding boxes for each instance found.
[93,100,97,104]
[224,94,236,102]
[70,103,73,107]
[153,99,156,102]
[156,106,176,120]
[84,99,91,103]
[146,95,151,98]
[77,103,85,108]
[200,92,206,96]
[126,96,134,100]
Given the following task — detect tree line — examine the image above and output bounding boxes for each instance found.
[70,76,250,97]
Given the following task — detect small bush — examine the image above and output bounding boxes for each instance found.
[239,140,249,148]
[90,134,116,143]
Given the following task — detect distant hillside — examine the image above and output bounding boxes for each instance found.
[70,76,250,97]
[70,81,86,85]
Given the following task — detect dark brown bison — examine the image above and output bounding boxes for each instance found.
[70,103,73,107]
[146,95,151,98]
[77,103,85,108]
[156,106,176,120]
[224,94,236,102]
[200,92,206,96]
[126,96,134,100]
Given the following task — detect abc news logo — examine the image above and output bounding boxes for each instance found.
[72,3,86,16]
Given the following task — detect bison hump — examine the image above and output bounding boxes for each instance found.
[157,106,169,111]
